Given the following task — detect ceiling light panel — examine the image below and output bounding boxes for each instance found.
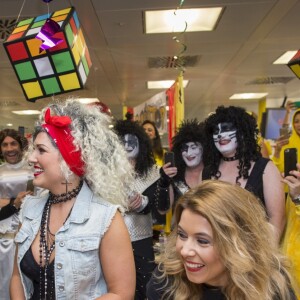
[147,80,189,89]
[12,110,41,115]
[273,51,298,64]
[145,7,223,34]
[229,93,268,100]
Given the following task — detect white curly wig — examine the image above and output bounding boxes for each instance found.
[34,98,134,210]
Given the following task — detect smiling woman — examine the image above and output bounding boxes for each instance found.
[146,180,296,300]
[10,99,136,300]
[202,106,286,243]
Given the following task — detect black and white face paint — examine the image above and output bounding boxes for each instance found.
[123,134,139,159]
[181,142,203,168]
[213,122,237,156]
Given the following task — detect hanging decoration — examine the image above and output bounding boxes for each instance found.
[36,18,63,51]
[3,6,92,102]
[287,50,300,79]
[172,0,187,72]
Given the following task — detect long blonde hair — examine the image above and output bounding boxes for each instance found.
[156,180,293,300]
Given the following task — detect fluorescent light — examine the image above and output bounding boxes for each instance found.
[273,51,298,64]
[6,123,13,127]
[147,80,189,89]
[77,98,100,104]
[229,93,268,100]
[12,110,41,115]
[145,7,223,34]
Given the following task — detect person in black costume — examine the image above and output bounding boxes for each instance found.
[202,105,285,242]
[146,181,296,300]
[114,118,170,300]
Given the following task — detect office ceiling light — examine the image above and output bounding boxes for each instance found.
[145,7,223,34]
[273,51,298,64]
[147,80,189,89]
[77,98,100,104]
[229,93,268,100]
[12,110,41,115]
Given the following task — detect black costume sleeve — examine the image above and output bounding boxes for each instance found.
[0,203,18,221]
[146,266,170,300]
[147,167,171,212]
[138,169,171,215]
[154,181,170,212]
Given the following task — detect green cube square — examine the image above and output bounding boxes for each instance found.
[52,51,74,73]
[15,61,36,80]
[41,77,61,95]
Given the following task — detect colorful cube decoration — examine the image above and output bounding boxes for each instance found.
[3,7,92,102]
[287,50,300,79]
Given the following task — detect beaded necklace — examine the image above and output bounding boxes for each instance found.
[39,181,83,299]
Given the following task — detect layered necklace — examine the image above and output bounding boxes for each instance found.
[39,180,83,299]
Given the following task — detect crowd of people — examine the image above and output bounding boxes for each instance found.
[0,98,299,299]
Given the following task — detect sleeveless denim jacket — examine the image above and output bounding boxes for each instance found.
[15,182,120,300]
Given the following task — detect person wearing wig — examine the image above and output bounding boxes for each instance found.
[160,119,205,211]
[114,119,170,300]
[10,99,136,299]
[147,180,296,300]
[202,105,285,242]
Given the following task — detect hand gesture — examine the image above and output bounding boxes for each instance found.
[286,100,295,113]
[13,191,33,209]
[128,192,142,210]
[282,163,300,202]
[274,136,289,158]
[162,162,177,178]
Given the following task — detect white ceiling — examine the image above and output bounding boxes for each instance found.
[0,0,300,133]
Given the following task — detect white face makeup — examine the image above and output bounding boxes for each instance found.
[181,142,203,168]
[123,134,139,159]
[213,123,237,156]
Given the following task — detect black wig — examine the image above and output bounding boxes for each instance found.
[203,105,261,182]
[114,119,155,177]
[172,119,205,182]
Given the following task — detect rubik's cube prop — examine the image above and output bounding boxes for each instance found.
[3,7,92,102]
[287,50,300,79]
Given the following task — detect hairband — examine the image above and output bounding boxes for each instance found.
[42,108,85,176]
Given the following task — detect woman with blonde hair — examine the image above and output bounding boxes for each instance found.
[147,180,296,300]
[10,99,135,299]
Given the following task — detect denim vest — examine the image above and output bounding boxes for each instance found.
[15,182,120,300]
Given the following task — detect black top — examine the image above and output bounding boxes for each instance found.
[20,247,55,300]
[146,266,297,300]
[202,157,269,206]
[244,157,269,206]
[146,267,225,300]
